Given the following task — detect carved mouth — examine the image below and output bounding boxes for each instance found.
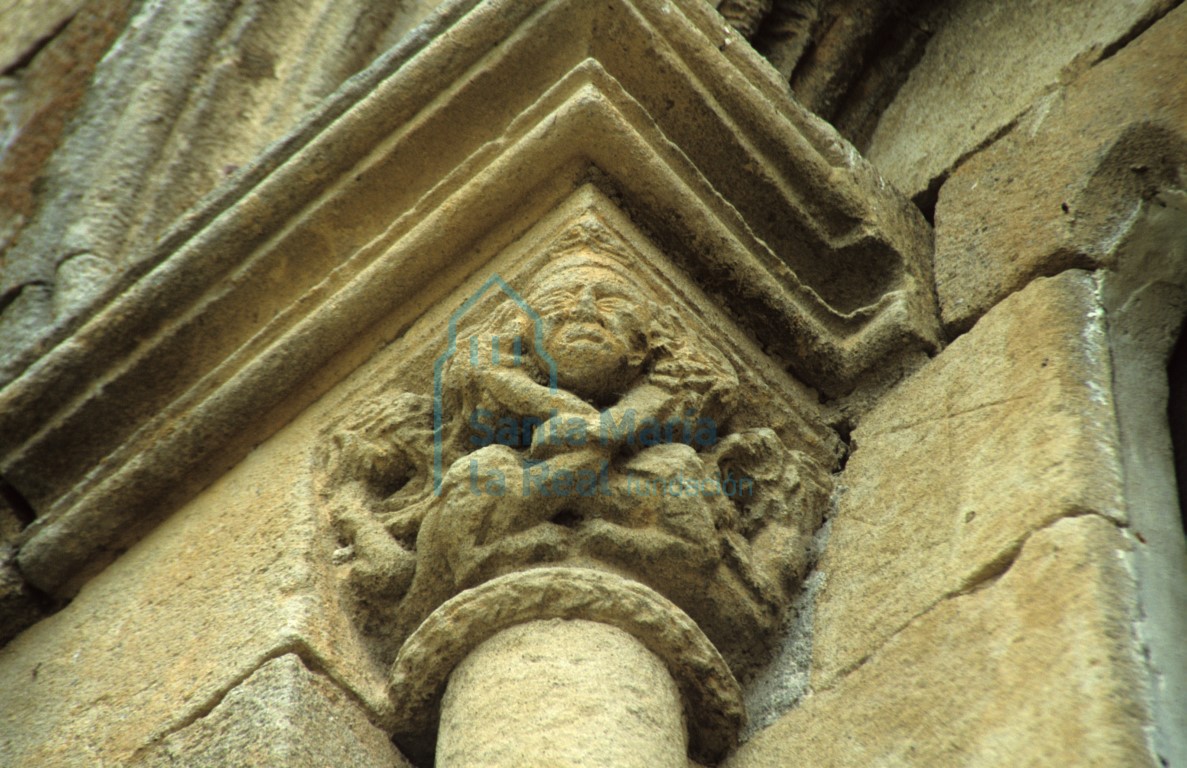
[559,324,608,344]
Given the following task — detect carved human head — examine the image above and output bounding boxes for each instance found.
[525,250,654,402]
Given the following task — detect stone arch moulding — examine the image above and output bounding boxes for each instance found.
[0,0,936,611]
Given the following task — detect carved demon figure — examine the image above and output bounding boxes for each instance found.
[319,237,828,674]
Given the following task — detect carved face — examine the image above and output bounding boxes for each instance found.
[527,260,652,401]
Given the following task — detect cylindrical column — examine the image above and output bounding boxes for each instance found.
[436,618,687,768]
[389,567,743,765]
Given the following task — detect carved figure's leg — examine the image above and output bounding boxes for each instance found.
[421,445,578,591]
[577,443,725,591]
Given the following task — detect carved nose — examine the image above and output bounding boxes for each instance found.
[571,288,598,321]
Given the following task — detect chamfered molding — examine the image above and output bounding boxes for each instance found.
[0,0,936,596]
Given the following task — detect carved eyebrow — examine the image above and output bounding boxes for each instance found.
[528,278,640,304]
[590,282,640,299]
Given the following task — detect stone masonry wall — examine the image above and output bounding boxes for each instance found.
[1,1,1185,766]
[733,4,1187,766]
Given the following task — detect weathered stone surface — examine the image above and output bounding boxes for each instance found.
[738,566,822,739]
[0,3,1179,768]
[934,2,1187,332]
[0,0,89,73]
[320,218,835,681]
[726,515,1154,768]
[713,0,947,154]
[868,0,1177,202]
[0,0,446,379]
[388,567,743,765]
[438,619,686,768]
[0,0,132,275]
[0,0,931,608]
[0,420,387,767]
[812,270,1124,687]
[1099,189,1187,765]
[0,543,44,646]
[133,654,409,767]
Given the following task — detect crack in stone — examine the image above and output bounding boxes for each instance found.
[914,112,1024,222]
[125,639,388,763]
[0,279,50,316]
[864,392,1037,437]
[814,508,1126,693]
[0,13,76,77]
[1092,0,1186,68]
